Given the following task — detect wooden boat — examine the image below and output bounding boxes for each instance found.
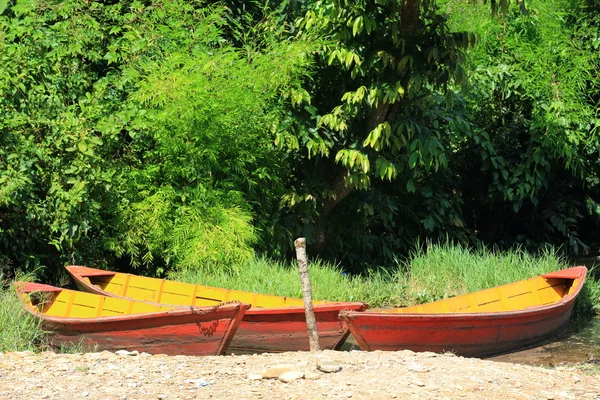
[339,266,587,357]
[66,265,368,354]
[15,282,250,356]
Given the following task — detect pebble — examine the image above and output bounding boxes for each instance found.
[260,364,296,379]
[0,349,596,399]
[115,350,139,357]
[410,378,426,387]
[317,363,343,373]
[247,373,263,380]
[279,371,305,383]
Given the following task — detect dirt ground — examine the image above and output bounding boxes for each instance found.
[0,348,598,400]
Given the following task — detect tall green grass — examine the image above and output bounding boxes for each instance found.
[172,243,600,317]
[169,256,408,307]
[403,244,564,303]
[0,280,47,353]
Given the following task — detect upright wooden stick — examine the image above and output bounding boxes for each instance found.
[294,237,320,352]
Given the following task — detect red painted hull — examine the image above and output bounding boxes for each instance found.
[340,267,587,357]
[66,265,367,353]
[17,283,249,356]
[227,303,367,354]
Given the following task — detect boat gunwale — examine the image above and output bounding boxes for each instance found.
[339,266,587,320]
[15,282,251,325]
[65,265,368,314]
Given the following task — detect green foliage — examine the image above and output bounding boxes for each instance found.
[293,0,473,186]
[0,0,314,277]
[109,185,257,274]
[404,242,563,301]
[263,0,480,270]
[440,0,600,254]
[108,13,315,274]
[0,275,47,352]
[1,0,600,285]
[573,265,600,317]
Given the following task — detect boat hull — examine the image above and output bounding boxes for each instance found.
[341,302,575,357]
[339,267,587,357]
[17,283,249,356]
[66,266,367,353]
[227,304,365,354]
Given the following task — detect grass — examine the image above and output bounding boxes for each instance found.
[171,243,600,316]
[0,273,98,354]
[0,280,47,353]
[403,244,564,304]
[170,256,408,307]
[573,362,600,376]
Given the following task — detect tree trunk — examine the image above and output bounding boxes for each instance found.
[294,237,320,352]
[401,0,421,37]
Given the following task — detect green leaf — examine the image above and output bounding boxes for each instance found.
[408,152,418,169]
[406,179,416,193]
[352,16,363,37]
[0,0,7,14]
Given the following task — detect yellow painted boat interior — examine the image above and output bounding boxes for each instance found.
[84,273,327,309]
[22,289,176,319]
[388,276,579,314]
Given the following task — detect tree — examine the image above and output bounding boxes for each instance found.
[268,0,474,268]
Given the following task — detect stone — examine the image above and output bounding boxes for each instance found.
[278,371,305,383]
[260,364,296,379]
[116,350,139,357]
[247,373,263,380]
[304,371,321,380]
[317,364,342,373]
[410,378,425,387]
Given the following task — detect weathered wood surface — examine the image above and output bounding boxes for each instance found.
[340,266,587,357]
[66,265,368,354]
[16,282,249,356]
[294,237,320,352]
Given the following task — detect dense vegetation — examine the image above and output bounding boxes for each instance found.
[1,0,599,287]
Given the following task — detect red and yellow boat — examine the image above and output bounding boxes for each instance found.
[65,266,368,354]
[16,282,249,356]
[339,266,587,357]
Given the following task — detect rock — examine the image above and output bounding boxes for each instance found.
[410,378,425,387]
[279,371,304,383]
[82,392,89,397]
[317,364,342,373]
[260,364,296,379]
[408,362,432,373]
[304,371,321,380]
[116,350,139,357]
[247,373,263,381]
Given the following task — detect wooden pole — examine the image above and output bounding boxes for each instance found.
[294,237,320,352]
